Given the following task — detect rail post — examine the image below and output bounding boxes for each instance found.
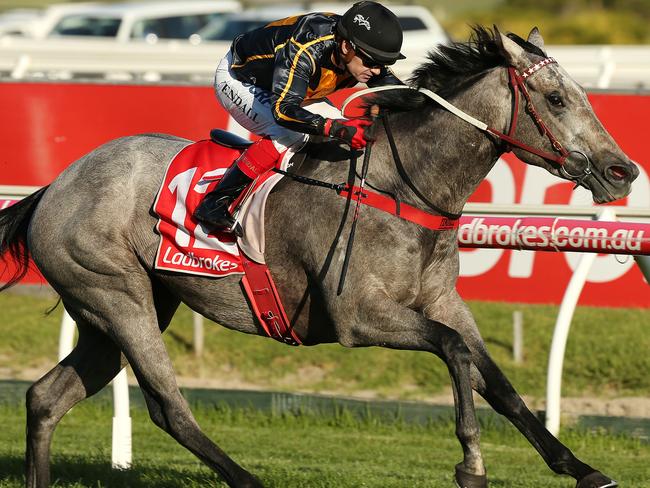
[544,207,617,436]
[111,368,132,469]
[58,309,132,469]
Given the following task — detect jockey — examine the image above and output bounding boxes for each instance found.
[193,0,406,233]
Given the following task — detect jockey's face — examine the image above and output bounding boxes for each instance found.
[340,40,382,83]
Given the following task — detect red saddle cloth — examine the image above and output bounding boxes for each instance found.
[154,140,244,277]
[153,139,301,345]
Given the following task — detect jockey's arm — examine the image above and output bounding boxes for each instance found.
[271,31,405,137]
[271,56,404,136]
[271,36,329,136]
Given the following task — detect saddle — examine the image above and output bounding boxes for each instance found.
[209,129,252,149]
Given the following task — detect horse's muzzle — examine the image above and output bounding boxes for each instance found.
[590,156,639,203]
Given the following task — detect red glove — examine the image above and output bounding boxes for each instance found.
[324,118,373,150]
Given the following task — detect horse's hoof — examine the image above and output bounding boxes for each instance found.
[238,477,264,488]
[455,463,487,488]
[231,469,265,488]
[576,471,618,488]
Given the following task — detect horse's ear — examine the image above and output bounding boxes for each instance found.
[527,27,545,52]
[494,26,528,68]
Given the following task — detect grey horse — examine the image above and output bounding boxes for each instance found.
[0,27,639,488]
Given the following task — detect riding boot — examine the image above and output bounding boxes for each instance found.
[193,137,280,235]
[193,163,253,235]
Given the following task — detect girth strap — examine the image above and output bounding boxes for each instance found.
[241,254,301,346]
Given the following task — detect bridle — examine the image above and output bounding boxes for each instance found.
[488,59,594,189]
[343,56,597,191]
[489,59,570,165]
[276,55,606,293]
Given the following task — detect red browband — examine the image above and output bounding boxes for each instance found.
[338,186,460,231]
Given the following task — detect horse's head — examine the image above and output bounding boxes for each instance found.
[495,27,639,203]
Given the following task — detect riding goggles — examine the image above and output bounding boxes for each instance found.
[350,41,390,69]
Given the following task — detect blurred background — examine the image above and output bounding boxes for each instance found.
[0,3,649,486]
[1,0,649,43]
[0,0,649,87]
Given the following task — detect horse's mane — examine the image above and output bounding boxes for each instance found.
[367,26,546,114]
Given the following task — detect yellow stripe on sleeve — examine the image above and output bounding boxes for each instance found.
[274,34,335,124]
[231,43,287,69]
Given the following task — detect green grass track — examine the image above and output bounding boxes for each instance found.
[1,400,650,488]
[2,292,649,399]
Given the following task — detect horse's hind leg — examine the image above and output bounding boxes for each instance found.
[120,322,262,487]
[26,280,180,488]
[26,321,123,488]
[87,276,262,488]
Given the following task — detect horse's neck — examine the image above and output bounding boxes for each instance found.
[372,69,508,215]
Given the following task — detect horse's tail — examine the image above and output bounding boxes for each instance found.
[0,186,49,291]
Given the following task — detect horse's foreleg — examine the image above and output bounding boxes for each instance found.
[444,335,488,488]
[472,350,617,487]
[25,322,123,488]
[340,302,486,487]
[429,293,617,488]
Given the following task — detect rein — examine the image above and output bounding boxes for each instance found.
[382,114,462,220]
[278,56,580,239]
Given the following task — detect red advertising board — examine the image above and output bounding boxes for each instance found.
[0,82,648,307]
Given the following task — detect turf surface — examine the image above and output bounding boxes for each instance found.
[1,399,649,488]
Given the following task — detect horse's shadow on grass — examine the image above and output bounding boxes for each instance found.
[0,454,224,487]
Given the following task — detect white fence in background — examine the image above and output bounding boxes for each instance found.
[1,36,649,89]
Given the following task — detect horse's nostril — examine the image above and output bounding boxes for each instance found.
[607,165,628,181]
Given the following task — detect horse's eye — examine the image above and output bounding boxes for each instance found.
[547,93,564,107]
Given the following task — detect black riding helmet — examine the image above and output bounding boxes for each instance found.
[336,1,406,66]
